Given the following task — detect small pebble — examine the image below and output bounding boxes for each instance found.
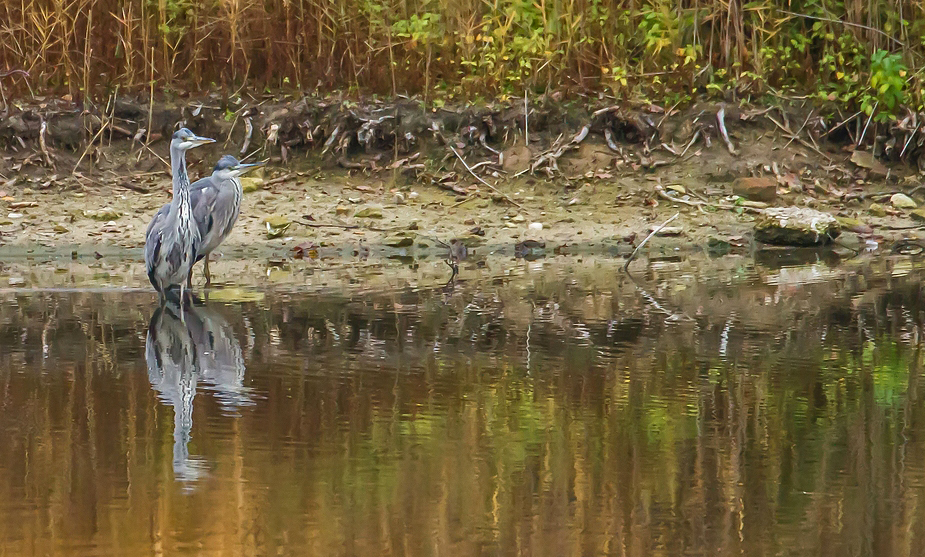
[408,191,420,200]
[528,222,543,230]
[891,193,917,209]
[393,192,406,205]
[512,214,526,223]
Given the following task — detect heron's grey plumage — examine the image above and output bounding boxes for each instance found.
[184,302,253,412]
[145,301,251,488]
[144,128,215,301]
[151,154,264,286]
[145,303,206,486]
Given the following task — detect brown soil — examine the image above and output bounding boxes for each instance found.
[1,95,923,273]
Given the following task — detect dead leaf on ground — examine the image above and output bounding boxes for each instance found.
[292,241,319,259]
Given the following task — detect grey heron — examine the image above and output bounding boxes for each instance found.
[144,128,215,302]
[151,155,264,286]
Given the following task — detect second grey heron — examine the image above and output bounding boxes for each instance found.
[144,128,215,303]
[150,155,264,286]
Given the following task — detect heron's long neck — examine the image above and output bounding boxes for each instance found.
[170,147,191,205]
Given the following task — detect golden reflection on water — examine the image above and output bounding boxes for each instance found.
[2,258,925,556]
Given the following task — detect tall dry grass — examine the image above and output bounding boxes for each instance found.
[0,0,924,104]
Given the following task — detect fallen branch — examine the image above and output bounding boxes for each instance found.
[265,173,296,186]
[623,212,680,272]
[116,181,150,193]
[818,111,861,139]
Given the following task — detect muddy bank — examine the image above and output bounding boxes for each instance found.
[1,94,925,267]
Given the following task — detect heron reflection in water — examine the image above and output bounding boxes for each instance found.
[145,300,253,488]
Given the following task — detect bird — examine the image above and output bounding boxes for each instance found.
[189,155,264,285]
[144,128,215,303]
[148,155,264,287]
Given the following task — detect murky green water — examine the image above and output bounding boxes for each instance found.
[3,254,925,556]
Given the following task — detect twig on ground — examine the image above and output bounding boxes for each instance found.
[765,113,833,161]
[784,110,813,150]
[623,212,680,272]
[140,143,170,169]
[902,125,919,158]
[450,195,478,209]
[73,120,109,173]
[297,220,359,230]
[448,144,523,210]
[858,101,877,147]
[677,130,701,158]
[819,111,861,139]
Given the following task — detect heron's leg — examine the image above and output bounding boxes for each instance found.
[203,255,212,287]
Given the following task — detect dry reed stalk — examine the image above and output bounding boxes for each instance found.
[0,0,924,109]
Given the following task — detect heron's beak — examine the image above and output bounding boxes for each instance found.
[231,160,266,177]
[190,135,216,147]
[179,134,215,150]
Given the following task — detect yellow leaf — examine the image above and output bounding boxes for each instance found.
[836,71,844,80]
[602,67,609,74]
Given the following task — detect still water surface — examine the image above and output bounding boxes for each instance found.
[2,255,925,556]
